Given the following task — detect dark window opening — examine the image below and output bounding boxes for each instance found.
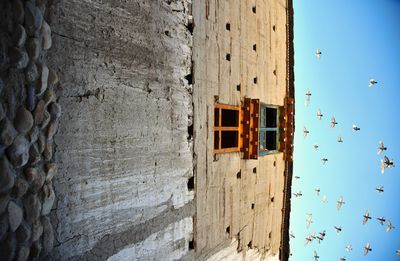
[236,84,241,91]
[221,109,239,127]
[253,77,257,84]
[269,232,272,239]
[187,176,194,191]
[214,108,220,126]
[189,240,195,250]
[186,21,194,34]
[273,161,276,167]
[251,203,255,209]
[226,23,231,31]
[273,69,276,76]
[265,107,277,128]
[265,131,277,150]
[253,44,257,51]
[226,226,230,234]
[188,124,193,140]
[226,53,231,61]
[221,131,238,148]
[253,167,256,174]
[236,171,241,179]
[271,197,274,202]
[272,25,276,31]
[259,105,279,155]
[252,6,256,13]
[214,131,219,150]
[248,241,253,248]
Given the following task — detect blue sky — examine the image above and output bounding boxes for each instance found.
[290,0,400,260]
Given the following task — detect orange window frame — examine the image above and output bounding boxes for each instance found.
[213,103,242,153]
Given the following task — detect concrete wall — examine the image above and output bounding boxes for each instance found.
[193,0,289,259]
[46,0,194,260]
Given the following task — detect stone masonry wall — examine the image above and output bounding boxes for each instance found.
[45,0,194,260]
[0,0,59,260]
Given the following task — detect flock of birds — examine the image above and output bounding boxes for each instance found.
[290,49,398,260]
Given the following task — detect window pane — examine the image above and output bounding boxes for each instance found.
[260,107,266,128]
[221,109,239,127]
[221,131,238,148]
[214,108,219,127]
[214,131,219,150]
[259,131,266,151]
[266,131,277,150]
[265,107,277,128]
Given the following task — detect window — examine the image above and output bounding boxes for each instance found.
[259,105,279,155]
[214,104,241,153]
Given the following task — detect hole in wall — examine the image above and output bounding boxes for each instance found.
[253,44,256,51]
[272,25,276,31]
[252,6,256,13]
[253,167,257,174]
[251,203,255,209]
[226,226,230,234]
[248,241,253,248]
[273,161,276,167]
[187,21,194,34]
[273,69,276,76]
[185,74,193,85]
[187,176,194,191]
[189,240,195,250]
[188,124,193,140]
[237,171,241,179]
[271,197,274,202]
[253,77,257,84]
[236,84,241,91]
[226,54,231,61]
[164,30,170,36]
[226,23,231,31]
[269,232,272,239]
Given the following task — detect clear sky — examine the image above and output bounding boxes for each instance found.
[290,0,400,260]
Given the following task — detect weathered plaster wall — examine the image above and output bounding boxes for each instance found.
[192,0,289,260]
[46,0,194,260]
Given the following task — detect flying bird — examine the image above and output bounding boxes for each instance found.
[375,186,384,193]
[321,158,328,165]
[337,136,343,143]
[377,216,386,225]
[337,196,345,210]
[293,191,302,197]
[363,210,372,225]
[345,244,353,252]
[381,156,395,174]
[303,127,309,138]
[322,195,328,204]
[396,249,400,256]
[305,89,312,107]
[331,117,338,128]
[314,250,320,261]
[340,257,346,261]
[313,144,319,150]
[306,214,313,229]
[294,176,300,180]
[369,78,378,87]
[290,231,295,239]
[377,141,387,155]
[315,48,322,59]
[364,243,372,256]
[334,226,342,234]
[315,188,321,196]
[317,109,323,120]
[386,220,395,233]
[352,124,360,131]
[316,230,326,243]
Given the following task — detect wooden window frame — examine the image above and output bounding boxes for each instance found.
[213,103,242,153]
[259,104,280,156]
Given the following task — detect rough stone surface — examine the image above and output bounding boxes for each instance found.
[44,163,56,182]
[41,21,52,50]
[47,69,58,86]
[24,2,43,36]
[47,0,194,259]
[0,157,15,194]
[37,132,45,153]
[0,104,5,121]
[25,62,39,83]
[6,135,30,168]
[0,119,18,146]
[9,47,29,69]
[33,100,45,125]
[8,201,23,232]
[46,120,58,141]
[26,84,36,112]
[28,126,39,143]
[42,141,52,161]
[26,38,40,61]
[31,219,43,242]
[12,0,25,24]
[36,63,49,96]
[0,194,10,214]
[13,176,29,198]
[12,24,27,47]
[16,246,30,261]
[29,240,42,260]
[14,107,34,134]
[29,143,41,165]
[0,232,16,261]
[41,182,55,215]
[23,193,42,224]
[0,214,9,241]
[25,168,45,193]
[48,102,61,120]
[16,221,31,243]
[41,216,54,255]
